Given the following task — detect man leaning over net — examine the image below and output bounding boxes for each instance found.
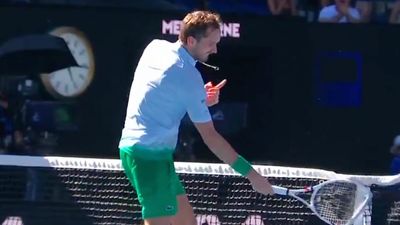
[118,10,274,225]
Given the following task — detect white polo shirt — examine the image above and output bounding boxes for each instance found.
[119,39,211,152]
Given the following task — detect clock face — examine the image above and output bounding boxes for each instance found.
[41,27,95,98]
[47,66,91,97]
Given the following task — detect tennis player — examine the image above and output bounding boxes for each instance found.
[119,10,274,225]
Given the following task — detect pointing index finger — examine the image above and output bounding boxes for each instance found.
[215,79,227,89]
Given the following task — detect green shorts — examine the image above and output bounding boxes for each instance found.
[119,146,186,219]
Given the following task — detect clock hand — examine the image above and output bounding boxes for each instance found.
[68,68,79,89]
[77,62,89,69]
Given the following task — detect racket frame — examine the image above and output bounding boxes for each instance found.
[272,179,372,225]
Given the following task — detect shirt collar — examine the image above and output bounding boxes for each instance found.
[176,40,197,67]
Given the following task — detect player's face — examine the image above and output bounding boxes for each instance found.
[190,28,221,62]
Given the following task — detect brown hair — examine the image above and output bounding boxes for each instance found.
[179,10,222,44]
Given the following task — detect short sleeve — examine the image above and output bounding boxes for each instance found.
[179,70,212,123]
[184,86,211,123]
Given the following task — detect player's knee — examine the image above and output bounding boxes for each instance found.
[173,215,196,225]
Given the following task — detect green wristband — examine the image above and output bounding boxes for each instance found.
[231,155,252,176]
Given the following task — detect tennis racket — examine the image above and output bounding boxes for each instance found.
[272,179,372,225]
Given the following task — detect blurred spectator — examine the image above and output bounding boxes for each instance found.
[297,0,331,22]
[318,0,361,23]
[320,0,331,7]
[268,0,297,16]
[389,0,400,23]
[0,93,14,151]
[0,92,24,154]
[356,0,373,22]
[390,135,400,174]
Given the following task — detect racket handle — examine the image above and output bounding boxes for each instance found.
[272,185,289,195]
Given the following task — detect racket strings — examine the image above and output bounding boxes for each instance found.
[314,182,357,224]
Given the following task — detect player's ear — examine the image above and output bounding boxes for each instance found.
[186,36,197,47]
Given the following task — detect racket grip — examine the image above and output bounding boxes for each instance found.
[272,185,289,195]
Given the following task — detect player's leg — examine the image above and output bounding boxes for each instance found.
[171,194,197,225]
[143,216,172,225]
[120,148,178,225]
[169,160,197,225]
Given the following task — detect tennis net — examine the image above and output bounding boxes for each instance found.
[0,155,399,225]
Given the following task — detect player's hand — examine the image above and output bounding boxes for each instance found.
[204,79,227,107]
[247,170,275,196]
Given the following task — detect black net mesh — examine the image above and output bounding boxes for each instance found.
[0,155,399,225]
